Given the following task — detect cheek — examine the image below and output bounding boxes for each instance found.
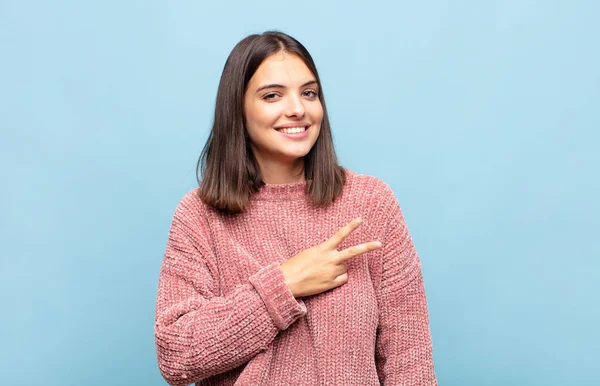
[309,102,324,121]
[250,103,281,127]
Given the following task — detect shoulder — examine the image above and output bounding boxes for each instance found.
[174,188,202,214]
[170,188,216,229]
[344,169,398,205]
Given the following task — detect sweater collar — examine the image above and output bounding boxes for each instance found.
[251,169,353,201]
[253,179,309,201]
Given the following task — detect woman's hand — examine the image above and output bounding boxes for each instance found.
[279,218,382,298]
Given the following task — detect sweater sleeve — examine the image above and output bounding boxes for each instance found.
[374,187,437,385]
[154,194,307,386]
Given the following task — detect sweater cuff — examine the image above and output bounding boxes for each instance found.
[249,262,307,330]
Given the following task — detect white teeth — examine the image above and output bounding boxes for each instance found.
[278,126,307,134]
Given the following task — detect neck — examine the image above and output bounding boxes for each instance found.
[255,156,305,185]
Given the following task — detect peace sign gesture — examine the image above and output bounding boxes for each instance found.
[280,218,382,298]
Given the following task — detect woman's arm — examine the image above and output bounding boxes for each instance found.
[154,194,306,386]
[375,187,437,385]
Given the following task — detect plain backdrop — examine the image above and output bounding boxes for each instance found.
[1,1,598,385]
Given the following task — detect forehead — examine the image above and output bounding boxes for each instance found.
[249,52,314,86]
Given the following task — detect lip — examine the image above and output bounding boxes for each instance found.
[275,122,311,129]
[276,125,310,140]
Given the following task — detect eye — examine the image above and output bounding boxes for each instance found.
[263,93,279,101]
[303,89,318,98]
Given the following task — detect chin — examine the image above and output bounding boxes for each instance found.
[277,148,312,162]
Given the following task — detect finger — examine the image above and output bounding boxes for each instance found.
[324,218,363,250]
[333,262,347,277]
[333,272,349,287]
[337,241,382,262]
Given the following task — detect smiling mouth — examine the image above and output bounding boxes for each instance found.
[275,126,309,134]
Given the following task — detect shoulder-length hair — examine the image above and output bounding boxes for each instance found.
[197,31,346,214]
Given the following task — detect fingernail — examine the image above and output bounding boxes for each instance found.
[355,217,363,224]
[374,241,382,247]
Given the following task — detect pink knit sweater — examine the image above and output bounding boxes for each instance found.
[154,170,437,385]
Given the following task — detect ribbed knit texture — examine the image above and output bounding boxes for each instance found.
[154,170,437,386]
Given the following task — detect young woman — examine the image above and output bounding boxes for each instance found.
[154,31,437,385]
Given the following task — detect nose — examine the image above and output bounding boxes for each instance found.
[285,94,305,118]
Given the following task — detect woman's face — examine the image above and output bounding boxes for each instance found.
[244,51,323,166]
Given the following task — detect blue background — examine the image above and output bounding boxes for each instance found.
[1,1,598,385]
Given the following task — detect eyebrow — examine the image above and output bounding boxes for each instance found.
[255,80,319,93]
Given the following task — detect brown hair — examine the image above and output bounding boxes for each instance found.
[197,31,345,214]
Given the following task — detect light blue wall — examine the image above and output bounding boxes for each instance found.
[1,1,598,385]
